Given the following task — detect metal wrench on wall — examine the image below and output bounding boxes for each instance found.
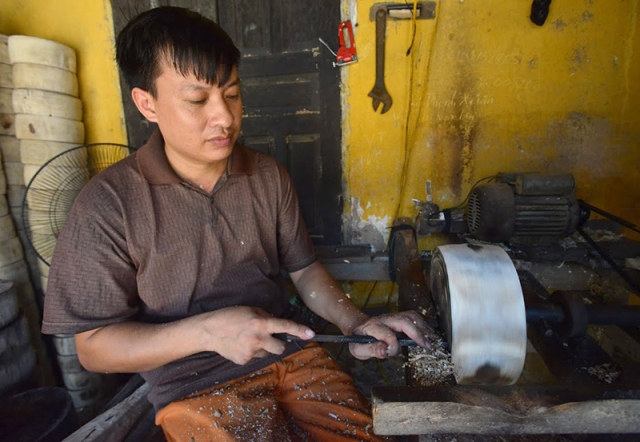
[368,8,393,114]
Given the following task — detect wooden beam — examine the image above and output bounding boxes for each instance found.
[595,325,640,364]
[372,385,640,436]
[519,277,625,385]
[390,218,450,392]
[65,383,151,442]
[322,257,390,281]
[390,218,437,318]
[313,245,390,281]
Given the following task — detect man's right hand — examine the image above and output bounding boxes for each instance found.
[75,306,315,373]
[200,306,315,365]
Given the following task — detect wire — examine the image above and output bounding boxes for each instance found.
[425,175,497,224]
[393,0,441,222]
[386,281,396,310]
[406,0,419,56]
[448,175,497,210]
[361,281,378,310]
[318,38,337,57]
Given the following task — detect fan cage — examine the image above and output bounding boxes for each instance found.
[21,143,136,266]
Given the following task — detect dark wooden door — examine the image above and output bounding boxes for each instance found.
[217,1,342,245]
[111,0,343,245]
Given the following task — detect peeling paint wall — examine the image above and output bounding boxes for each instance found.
[345,196,389,251]
[342,0,640,252]
[0,0,127,145]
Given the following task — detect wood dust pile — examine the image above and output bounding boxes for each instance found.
[406,342,454,386]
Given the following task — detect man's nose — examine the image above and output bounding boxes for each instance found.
[207,98,234,128]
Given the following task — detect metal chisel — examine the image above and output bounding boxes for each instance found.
[274,333,419,347]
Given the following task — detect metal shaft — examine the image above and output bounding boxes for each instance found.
[274,304,640,349]
[525,303,640,327]
[274,333,423,347]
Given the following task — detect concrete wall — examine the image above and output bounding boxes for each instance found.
[0,0,127,145]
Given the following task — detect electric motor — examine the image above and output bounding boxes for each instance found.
[467,173,580,242]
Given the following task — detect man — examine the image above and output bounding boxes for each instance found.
[42,7,433,441]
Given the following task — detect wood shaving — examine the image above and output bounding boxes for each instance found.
[583,363,620,384]
[578,228,624,242]
[405,341,454,386]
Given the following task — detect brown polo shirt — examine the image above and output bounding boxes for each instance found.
[42,130,317,410]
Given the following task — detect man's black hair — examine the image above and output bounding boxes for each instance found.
[116,6,240,97]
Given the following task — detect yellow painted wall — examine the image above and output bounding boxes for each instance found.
[0,0,127,145]
[343,0,640,251]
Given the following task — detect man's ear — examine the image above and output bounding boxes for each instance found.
[131,87,159,123]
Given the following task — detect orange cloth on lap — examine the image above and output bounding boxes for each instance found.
[156,344,390,441]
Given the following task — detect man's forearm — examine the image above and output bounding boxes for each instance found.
[74,305,317,373]
[291,261,436,361]
[75,314,210,373]
[290,261,369,335]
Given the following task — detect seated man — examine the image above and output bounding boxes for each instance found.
[42,6,433,441]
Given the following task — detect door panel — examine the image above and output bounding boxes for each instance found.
[218,0,343,244]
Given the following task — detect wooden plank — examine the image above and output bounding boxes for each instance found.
[372,385,640,436]
[391,218,437,319]
[315,245,373,263]
[121,407,165,442]
[596,325,640,364]
[521,281,625,385]
[65,382,151,442]
[390,218,452,392]
[417,435,570,442]
[293,247,389,281]
[322,258,390,281]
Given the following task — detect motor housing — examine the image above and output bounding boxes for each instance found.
[467,173,580,242]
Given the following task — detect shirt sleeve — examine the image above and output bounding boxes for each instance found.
[41,178,139,335]
[272,160,318,273]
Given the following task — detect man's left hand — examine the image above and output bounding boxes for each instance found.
[348,311,435,360]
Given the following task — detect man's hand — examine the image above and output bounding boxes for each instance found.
[349,311,435,360]
[290,261,436,361]
[75,306,315,373]
[201,306,315,365]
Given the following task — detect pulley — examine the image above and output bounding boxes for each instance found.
[430,243,527,385]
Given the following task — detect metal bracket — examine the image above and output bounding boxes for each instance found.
[370,2,437,21]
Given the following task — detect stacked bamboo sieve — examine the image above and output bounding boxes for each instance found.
[8,34,86,289]
[0,34,106,419]
[0,34,44,396]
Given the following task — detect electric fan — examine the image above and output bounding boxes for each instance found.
[21,143,136,266]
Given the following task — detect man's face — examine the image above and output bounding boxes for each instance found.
[145,60,242,167]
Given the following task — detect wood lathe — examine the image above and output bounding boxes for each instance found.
[373,174,640,439]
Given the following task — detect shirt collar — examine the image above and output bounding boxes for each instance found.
[136,129,255,185]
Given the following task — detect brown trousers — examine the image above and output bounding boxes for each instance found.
[156,344,390,441]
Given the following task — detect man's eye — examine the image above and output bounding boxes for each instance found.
[189,99,206,105]
[226,94,240,101]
